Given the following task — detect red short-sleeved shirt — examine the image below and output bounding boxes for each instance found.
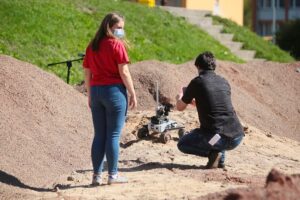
[83,37,129,86]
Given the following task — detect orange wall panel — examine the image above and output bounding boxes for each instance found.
[184,0,244,25]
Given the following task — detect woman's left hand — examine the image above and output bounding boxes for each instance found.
[88,95,91,108]
[129,94,137,110]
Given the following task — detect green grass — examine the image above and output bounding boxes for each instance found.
[211,15,294,62]
[0,0,241,84]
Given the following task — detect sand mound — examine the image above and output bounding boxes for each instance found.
[0,55,93,187]
[223,169,300,200]
[1,55,299,199]
[129,60,196,108]
[129,60,300,141]
[216,61,300,142]
[76,59,300,140]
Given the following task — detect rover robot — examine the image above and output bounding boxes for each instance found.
[137,82,185,144]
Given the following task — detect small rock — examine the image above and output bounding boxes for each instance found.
[243,126,250,134]
[67,176,75,181]
[71,171,77,175]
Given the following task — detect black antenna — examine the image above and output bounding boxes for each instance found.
[47,53,85,84]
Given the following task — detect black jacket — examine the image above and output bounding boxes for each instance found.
[182,70,244,138]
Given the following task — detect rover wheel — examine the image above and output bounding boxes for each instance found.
[160,133,172,144]
[178,128,186,139]
[137,126,149,139]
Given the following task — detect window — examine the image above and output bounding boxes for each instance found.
[289,0,293,8]
[266,0,272,7]
[265,23,272,35]
[258,23,264,35]
[258,0,264,8]
[279,0,285,7]
[258,22,273,36]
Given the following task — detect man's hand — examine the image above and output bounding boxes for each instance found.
[175,93,182,101]
[175,86,196,110]
[190,99,196,106]
[182,87,187,93]
[175,86,188,111]
[176,86,186,101]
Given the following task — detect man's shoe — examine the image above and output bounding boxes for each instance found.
[218,162,225,169]
[206,151,222,169]
[108,175,128,185]
[91,174,102,186]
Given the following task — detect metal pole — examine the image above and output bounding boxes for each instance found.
[156,81,159,108]
[47,57,83,84]
[272,0,276,44]
[66,61,72,84]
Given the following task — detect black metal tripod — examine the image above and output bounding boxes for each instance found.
[47,56,83,84]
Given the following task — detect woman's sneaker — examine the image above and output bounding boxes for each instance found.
[108,175,128,185]
[91,174,102,186]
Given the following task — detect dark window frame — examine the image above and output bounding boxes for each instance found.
[266,0,272,7]
[279,0,285,7]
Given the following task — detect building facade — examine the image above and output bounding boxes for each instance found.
[252,0,300,36]
[154,0,244,25]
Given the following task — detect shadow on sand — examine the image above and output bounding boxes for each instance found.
[0,170,103,192]
[0,170,52,192]
[119,160,206,172]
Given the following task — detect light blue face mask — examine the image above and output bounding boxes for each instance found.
[113,28,125,38]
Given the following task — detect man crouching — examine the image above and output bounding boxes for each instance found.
[176,51,244,169]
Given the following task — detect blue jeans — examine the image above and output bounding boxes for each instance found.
[90,84,127,175]
[177,128,244,165]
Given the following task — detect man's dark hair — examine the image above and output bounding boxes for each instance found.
[194,51,216,70]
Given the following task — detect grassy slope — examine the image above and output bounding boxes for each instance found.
[0,0,241,84]
[0,0,93,83]
[212,15,294,62]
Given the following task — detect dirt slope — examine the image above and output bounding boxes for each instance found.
[129,60,300,141]
[0,55,299,199]
[0,55,93,187]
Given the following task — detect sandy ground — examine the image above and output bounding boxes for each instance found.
[1,111,299,199]
[53,112,300,200]
[0,55,299,199]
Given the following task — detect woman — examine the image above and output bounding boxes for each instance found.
[83,13,137,186]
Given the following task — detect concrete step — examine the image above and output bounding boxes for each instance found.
[186,16,212,27]
[232,50,256,61]
[161,6,258,61]
[252,58,266,62]
[221,41,243,52]
[213,33,234,41]
[200,23,222,30]
[161,6,210,18]
[202,25,223,35]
